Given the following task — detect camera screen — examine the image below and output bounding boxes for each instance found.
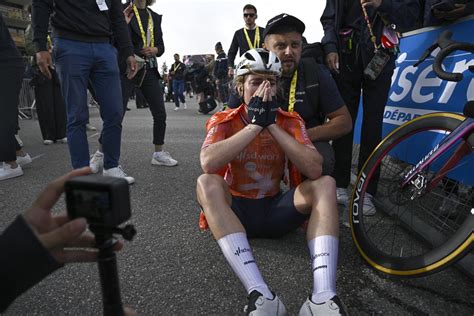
[70,189,110,220]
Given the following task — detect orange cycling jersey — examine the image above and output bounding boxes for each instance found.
[202,104,315,199]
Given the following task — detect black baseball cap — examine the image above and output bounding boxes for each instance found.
[262,13,306,39]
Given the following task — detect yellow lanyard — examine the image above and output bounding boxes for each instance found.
[47,35,53,48]
[133,5,154,48]
[172,63,180,72]
[288,70,298,112]
[243,27,260,49]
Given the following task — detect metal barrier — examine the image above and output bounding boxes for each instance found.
[18,78,36,120]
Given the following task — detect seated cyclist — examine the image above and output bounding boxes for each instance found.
[196,48,347,316]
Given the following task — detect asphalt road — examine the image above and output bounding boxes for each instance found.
[1,99,473,315]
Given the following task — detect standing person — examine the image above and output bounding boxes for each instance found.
[197,49,347,315]
[189,61,217,115]
[321,0,419,213]
[32,0,138,183]
[262,13,352,177]
[0,14,32,181]
[170,53,187,111]
[116,0,178,167]
[214,42,229,109]
[25,22,67,145]
[227,4,265,77]
[227,4,266,108]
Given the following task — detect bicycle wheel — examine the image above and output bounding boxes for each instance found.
[350,112,474,277]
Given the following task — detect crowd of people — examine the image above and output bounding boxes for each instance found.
[1,0,472,315]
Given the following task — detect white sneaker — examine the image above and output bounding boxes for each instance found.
[174,107,179,111]
[103,165,135,184]
[299,296,347,316]
[89,150,104,174]
[86,124,97,132]
[244,291,286,316]
[151,151,178,167]
[57,137,67,144]
[43,139,54,145]
[363,192,376,216]
[182,102,187,109]
[336,187,349,206]
[0,163,23,181]
[16,153,32,166]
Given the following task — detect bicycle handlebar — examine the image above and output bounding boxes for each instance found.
[415,31,474,82]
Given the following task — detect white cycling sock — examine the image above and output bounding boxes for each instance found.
[217,232,273,299]
[309,235,338,304]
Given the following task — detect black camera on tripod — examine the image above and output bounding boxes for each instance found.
[65,175,136,316]
[65,175,131,229]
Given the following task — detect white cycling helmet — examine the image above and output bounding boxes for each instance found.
[235,48,282,77]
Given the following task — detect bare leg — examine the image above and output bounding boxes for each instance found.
[293,176,339,240]
[196,174,244,239]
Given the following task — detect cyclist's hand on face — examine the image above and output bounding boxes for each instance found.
[247,81,267,128]
[326,52,339,74]
[264,84,278,127]
[36,51,53,80]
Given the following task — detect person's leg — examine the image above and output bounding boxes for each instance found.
[172,79,180,108]
[52,69,67,140]
[331,69,362,189]
[0,65,24,180]
[89,43,123,170]
[293,176,340,304]
[361,68,393,196]
[220,79,229,106]
[196,174,273,299]
[140,70,177,167]
[178,80,186,104]
[54,38,93,169]
[121,74,133,115]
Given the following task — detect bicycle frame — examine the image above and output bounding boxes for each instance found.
[401,116,474,194]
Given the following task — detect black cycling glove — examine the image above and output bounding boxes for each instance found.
[247,96,267,127]
[264,98,279,127]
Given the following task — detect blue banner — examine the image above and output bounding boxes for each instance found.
[384,17,474,129]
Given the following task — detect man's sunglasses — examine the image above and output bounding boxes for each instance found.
[243,13,256,18]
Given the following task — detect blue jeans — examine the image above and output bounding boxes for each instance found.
[54,38,123,169]
[172,79,185,107]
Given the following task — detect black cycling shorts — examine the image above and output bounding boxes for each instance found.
[231,189,309,238]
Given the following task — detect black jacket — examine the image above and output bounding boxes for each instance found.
[127,7,165,59]
[0,216,62,312]
[214,51,228,80]
[320,0,420,56]
[227,26,265,68]
[32,0,133,57]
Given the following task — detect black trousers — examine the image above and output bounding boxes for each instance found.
[33,69,66,141]
[0,66,23,162]
[123,69,166,145]
[135,88,148,108]
[332,49,394,195]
